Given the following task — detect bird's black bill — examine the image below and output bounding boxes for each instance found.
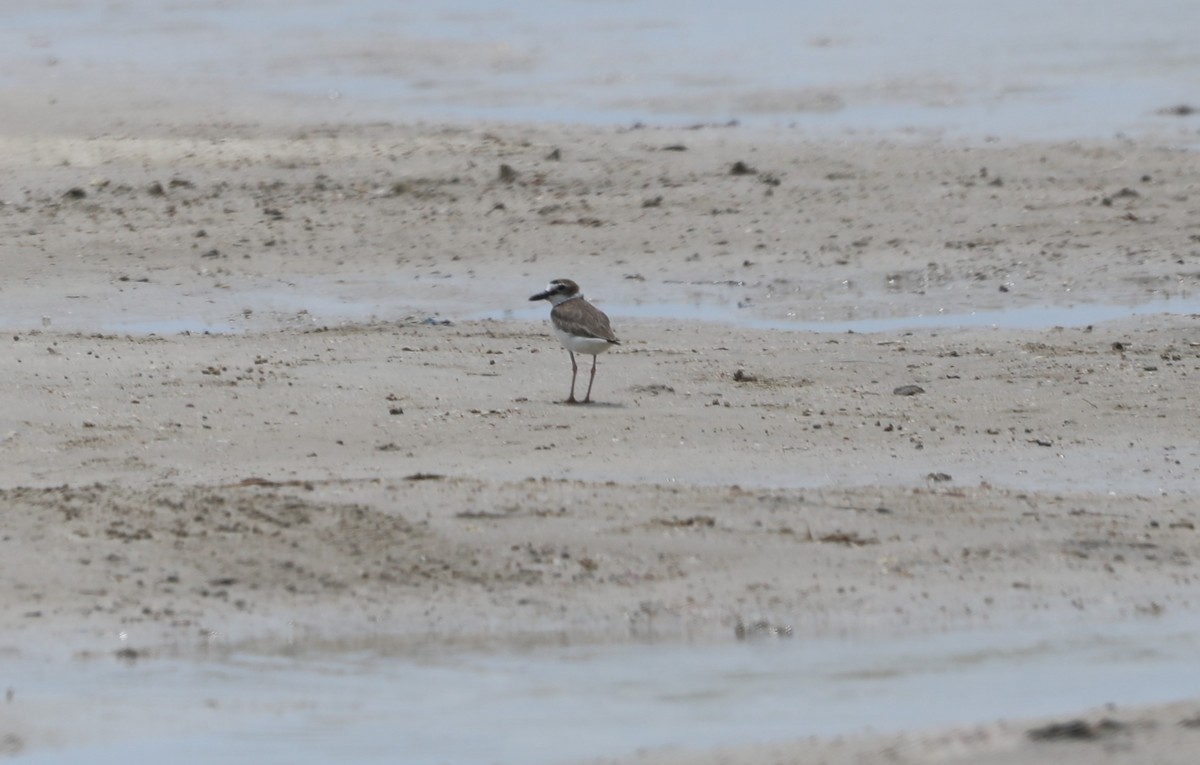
[529,291,550,301]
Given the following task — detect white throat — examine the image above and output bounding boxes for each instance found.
[546,291,582,307]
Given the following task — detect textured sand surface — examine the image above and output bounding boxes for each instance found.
[2,121,1199,761]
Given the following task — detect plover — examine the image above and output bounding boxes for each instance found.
[529,278,620,404]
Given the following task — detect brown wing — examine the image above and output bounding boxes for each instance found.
[551,300,620,343]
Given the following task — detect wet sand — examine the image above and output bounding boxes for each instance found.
[3,120,1200,761]
[591,698,1200,765]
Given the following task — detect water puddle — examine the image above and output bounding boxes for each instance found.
[9,273,1200,336]
[4,237,1197,338]
[12,0,1200,140]
[12,289,1200,337]
[481,294,1200,333]
[9,613,1200,763]
[94,318,240,335]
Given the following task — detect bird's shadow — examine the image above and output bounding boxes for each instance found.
[554,400,626,409]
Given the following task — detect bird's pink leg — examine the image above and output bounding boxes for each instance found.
[583,355,598,403]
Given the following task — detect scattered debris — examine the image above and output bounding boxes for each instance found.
[893,384,925,396]
[404,472,444,481]
[653,515,716,528]
[818,531,879,547]
[735,619,793,640]
[237,477,282,487]
[114,647,142,662]
[1027,718,1127,741]
[630,383,675,395]
[498,164,518,183]
[729,160,757,175]
[455,509,514,520]
[548,217,604,227]
[231,477,318,490]
[1158,104,1197,117]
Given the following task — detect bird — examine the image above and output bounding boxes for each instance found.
[529,278,620,404]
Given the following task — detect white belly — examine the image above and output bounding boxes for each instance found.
[554,326,613,356]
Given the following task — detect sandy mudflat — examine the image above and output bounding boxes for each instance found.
[587,698,1200,765]
[2,121,1200,761]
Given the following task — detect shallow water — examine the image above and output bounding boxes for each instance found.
[10,613,1200,763]
[7,272,1199,335]
[27,296,1200,336]
[7,0,1200,140]
[489,294,1200,334]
